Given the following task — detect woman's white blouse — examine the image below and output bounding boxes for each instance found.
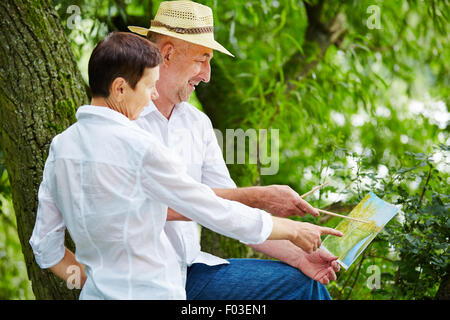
[29,105,273,300]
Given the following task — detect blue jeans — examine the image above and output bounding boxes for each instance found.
[186,259,331,300]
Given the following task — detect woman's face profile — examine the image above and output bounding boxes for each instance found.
[124,66,160,120]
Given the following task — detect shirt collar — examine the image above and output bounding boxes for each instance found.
[76,105,133,127]
[139,100,187,119]
[139,101,157,117]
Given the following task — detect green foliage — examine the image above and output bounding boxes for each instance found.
[312,145,449,300]
[205,1,448,299]
[381,148,449,299]
[0,154,34,299]
[195,1,449,299]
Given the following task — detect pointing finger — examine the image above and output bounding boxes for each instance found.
[320,227,343,237]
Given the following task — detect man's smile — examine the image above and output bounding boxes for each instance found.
[188,80,200,90]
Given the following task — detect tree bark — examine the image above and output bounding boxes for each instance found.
[0,0,88,299]
[435,273,450,300]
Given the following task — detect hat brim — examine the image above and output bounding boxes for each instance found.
[128,26,234,57]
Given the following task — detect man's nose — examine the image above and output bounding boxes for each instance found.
[200,61,211,83]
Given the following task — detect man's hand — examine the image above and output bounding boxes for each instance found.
[212,185,319,218]
[168,184,320,221]
[248,240,341,285]
[260,185,319,218]
[294,249,341,285]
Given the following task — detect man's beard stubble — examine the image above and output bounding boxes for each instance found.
[176,84,193,103]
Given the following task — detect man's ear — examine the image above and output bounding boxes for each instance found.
[159,42,175,66]
[109,77,127,101]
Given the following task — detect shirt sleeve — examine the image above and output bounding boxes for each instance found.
[140,142,273,245]
[201,117,237,189]
[29,145,66,269]
[201,117,263,246]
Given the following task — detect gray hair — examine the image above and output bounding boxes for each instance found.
[146,31,163,44]
[146,31,192,55]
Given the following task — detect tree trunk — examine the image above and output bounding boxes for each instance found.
[435,273,450,300]
[0,0,88,299]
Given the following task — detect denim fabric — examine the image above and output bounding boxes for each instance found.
[186,259,332,300]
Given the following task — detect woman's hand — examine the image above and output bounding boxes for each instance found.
[269,217,343,254]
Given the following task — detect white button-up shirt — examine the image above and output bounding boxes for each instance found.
[29,105,272,300]
[134,101,238,283]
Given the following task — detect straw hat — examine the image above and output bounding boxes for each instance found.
[128,1,234,57]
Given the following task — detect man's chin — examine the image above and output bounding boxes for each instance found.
[177,92,192,103]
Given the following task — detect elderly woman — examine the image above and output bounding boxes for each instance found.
[29,32,341,299]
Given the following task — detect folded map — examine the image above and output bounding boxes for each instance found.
[321,191,399,269]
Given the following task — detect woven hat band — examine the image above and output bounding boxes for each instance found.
[151,20,214,34]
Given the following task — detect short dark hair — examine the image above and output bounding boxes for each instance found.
[88,32,163,98]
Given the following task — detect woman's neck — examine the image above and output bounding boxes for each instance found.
[90,97,133,120]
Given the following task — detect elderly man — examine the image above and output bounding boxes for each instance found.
[127,1,340,299]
